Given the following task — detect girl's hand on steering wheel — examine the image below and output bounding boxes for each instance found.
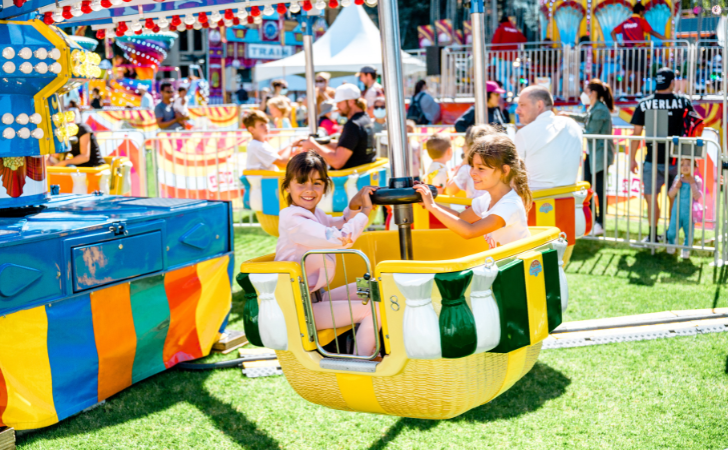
[414,184,435,210]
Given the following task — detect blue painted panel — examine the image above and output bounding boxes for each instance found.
[331,176,348,213]
[240,176,251,210]
[72,231,164,291]
[165,203,229,269]
[356,174,371,191]
[46,294,100,420]
[0,239,63,316]
[261,178,280,216]
[379,169,388,187]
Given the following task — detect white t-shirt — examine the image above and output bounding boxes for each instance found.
[471,189,530,248]
[246,139,279,171]
[514,111,583,191]
[426,162,448,189]
[453,165,486,199]
[363,82,384,111]
[173,96,189,116]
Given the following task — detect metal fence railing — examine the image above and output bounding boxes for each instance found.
[409,39,726,102]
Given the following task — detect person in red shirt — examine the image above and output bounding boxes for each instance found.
[492,16,527,55]
[610,3,666,95]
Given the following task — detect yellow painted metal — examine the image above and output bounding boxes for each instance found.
[519,251,549,344]
[336,373,387,414]
[535,198,556,227]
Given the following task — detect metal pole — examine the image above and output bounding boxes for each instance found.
[490,0,498,41]
[303,14,317,135]
[721,16,728,266]
[471,0,488,124]
[378,0,413,260]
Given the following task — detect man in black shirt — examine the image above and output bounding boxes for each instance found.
[300,84,376,170]
[630,68,693,242]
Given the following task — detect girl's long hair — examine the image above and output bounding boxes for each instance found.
[467,134,532,211]
[587,78,614,112]
[281,151,331,206]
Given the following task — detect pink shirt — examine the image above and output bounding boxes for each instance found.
[275,206,369,291]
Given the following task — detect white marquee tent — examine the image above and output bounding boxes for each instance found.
[254,5,425,81]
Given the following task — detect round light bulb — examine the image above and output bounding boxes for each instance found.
[34,48,48,60]
[90,0,102,11]
[193,22,202,30]
[2,113,13,125]
[72,5,83,17]
[254,15,262,24]
[91,66,102,77]
[52,114,61,125]
[19,62,32,74]
[184,15,195,25]
[263,4,275,15]
[315,0,325,10]
[158,18,169,28]
[73,64,83,76]
[237,10,248,19]
[15,113,28,125]
[341,0,351,6]
[49,48,61,60]
[3,128,15,139]
[289,3,301,13]
[35,62,48,74]
[31,128,44,139]
[54,128,64,138]
[65,111,76,123]
[18,47,32,59]
[211,12,222,22]
[2,47,14,59]
[110,0,122,5]
[224,19,233,27]
[177,24,186,32]
[67,124,79,136]
[50,62,62,74]
[17,127,30,139]
[52,13,64,22]
[29,113,41,124]
[132,21,142,31]
[3,62,15,73]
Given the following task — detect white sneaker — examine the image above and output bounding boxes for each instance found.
[666,246,676,255]
[681,249,691,259]
[592,223,604,236]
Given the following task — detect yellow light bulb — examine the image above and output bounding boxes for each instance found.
[67,124,79,136]
[90,53,101,65]
[65,111,75,123]
[52,114,61,126]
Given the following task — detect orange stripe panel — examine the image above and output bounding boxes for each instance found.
[555,197,576,245]
[91,283,137,401]
[163,265,204,368]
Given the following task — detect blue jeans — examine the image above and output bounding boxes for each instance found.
[666,183,693,247]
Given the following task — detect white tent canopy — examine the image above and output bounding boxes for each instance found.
[254,5,425,82]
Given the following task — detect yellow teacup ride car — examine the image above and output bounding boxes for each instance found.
[238,226,568,420]
[419,181,592,266]
[47,156,133,195]
[240,159,388,236]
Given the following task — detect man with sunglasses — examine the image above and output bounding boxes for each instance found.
[155,82,185,130]
[315,72,335,116]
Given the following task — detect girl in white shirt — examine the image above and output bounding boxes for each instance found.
[415,134,531,248]
[275,151,380,356]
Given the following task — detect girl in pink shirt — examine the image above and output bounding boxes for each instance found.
[275,151,380,356]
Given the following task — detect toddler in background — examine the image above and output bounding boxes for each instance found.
[424,134,453,193]
[666,158,703,259]
[244,110,297,171]
[268,97,293,129]
[173,86,190,128]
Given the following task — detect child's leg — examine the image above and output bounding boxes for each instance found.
[316,282,381,356]
[679,208,693,248]
[666,210,678,245]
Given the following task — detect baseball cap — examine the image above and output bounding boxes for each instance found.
[487,81,505,94]
[334,83,362,103]
[655,67,675,90]
[319,100,337,117]
[357,66,377,76]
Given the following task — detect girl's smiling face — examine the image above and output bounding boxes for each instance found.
[470,154,508,191]
[286,170,327,212]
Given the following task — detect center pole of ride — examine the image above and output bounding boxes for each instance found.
[470,0,489,125]
[303,13,318,136]
[377,0,414,260]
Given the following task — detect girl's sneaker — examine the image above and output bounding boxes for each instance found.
[592,223,604,236]
[681,249,691,259]
[666,246,676,255]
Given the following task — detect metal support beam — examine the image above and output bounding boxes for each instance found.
[303,14,317,135]
[471,0,488,125]
[377,0,413,260]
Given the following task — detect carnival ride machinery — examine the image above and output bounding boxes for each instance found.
[239,0,571,420]
[0,19,233,431]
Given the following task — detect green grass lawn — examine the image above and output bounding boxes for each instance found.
[15,228,728,450]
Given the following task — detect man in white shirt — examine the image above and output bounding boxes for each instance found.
[514,86,582,191]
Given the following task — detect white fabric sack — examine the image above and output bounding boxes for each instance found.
[393,273,441,359]
[553,236,569,313]
[247,175,263,212]
[250,273,288,350]
[344,172,359,203]
[470,262,501,353]
[574,188,587,238]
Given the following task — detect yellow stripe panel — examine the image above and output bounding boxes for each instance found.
[0,306,58,429]
[495,347,528,397]
[413,204,430,230]
[534,199,556,227]
[195,256,232,353]
[336,373,386,414]
[520,251,549,344]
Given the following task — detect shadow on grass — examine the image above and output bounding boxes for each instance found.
[365,362,570,450]
[18,369,285,450]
